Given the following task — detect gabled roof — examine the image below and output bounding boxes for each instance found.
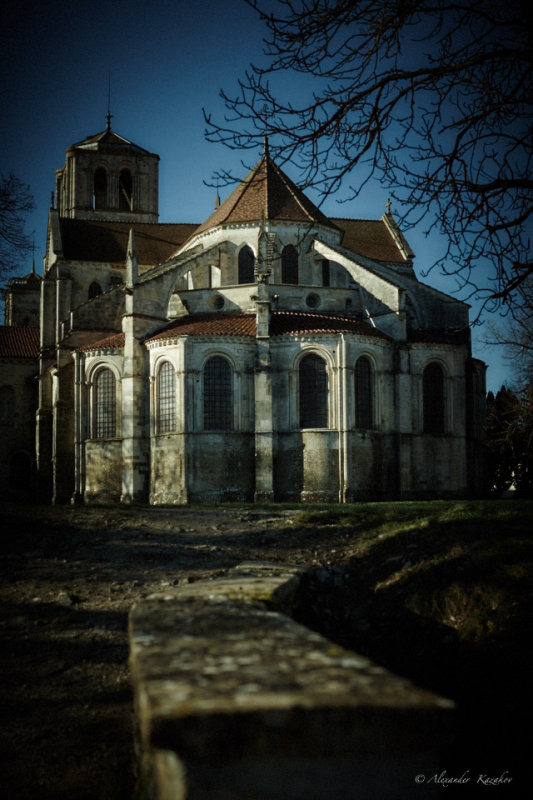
[58,220,198,265]
[193,155,338,236]
[0,326,40,358]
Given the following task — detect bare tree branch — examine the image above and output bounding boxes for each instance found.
[205,0,533,314]
[0,173,35,283]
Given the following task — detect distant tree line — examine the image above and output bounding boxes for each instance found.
[485,280,533,497]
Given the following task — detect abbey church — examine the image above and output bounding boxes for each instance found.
[1,119,487,503]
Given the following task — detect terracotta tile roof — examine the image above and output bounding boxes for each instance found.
[145,311,387,343]
[145,314,257,343]
[0,326,40,358]
[331,218,405,262]
[78,332,125,352]
[59,220,198,265]
[193,156,338,236]
[270,311,388,338]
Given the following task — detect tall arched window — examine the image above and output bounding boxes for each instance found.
[299,353,328,428]
[282,244,299,284]
[94,368,116,438]
[0,385,15,426]
[93,167,107,209]
[423,362,445,434]
[238,246,255,284]
[355,356,373,429]
[203,356,233,431]
[89,281,102,300]
[157,361,176,433]
[119,168,133,211]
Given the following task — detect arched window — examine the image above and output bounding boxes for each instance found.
[203,356,233,431]
[88,281,102,300]
[94,368,116,438]
[299,353,328,428]
[0,385,15,425]
[355,356,373,429]
[238,246,255,284]
[282,244,299,284]
[423,362,445,434]
[93,167,107,209]
[157,361,176,433]
[119,168,133,211]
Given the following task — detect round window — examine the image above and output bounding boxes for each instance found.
[306,293,320,309]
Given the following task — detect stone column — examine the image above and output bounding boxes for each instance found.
[393,343,412,497]
[254,279,274,503]
[121,231,149,503]
[51,349,75,503]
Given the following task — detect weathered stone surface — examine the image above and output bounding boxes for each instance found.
[129,564,455,799]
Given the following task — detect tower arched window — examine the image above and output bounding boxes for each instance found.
[157,361,176,433]
[282,244,299,284]
[299,353,328,428]
[94,368,116,438]
[88,281,102,300]
[93,167,107,210]
[119,168,133,211]
[423,362,445,435]
[238,246,255,284]
[203,356,233,431]
[355,356,373,429]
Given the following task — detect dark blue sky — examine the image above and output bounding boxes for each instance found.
[0,0,510,390]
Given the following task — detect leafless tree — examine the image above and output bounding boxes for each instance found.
[205,0,532,314]
[0,172,35,283]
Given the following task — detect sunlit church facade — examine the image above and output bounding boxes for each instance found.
[0,119,487,503]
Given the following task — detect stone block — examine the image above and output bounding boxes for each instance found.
[129,565,455,799]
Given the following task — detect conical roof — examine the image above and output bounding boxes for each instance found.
[194,153,338,235]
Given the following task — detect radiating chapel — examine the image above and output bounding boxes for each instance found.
[2,118,487,503]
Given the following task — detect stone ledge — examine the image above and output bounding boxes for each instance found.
[129,562,455,799]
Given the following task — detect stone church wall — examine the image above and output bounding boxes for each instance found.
[188,432,255,502]
[150,433,187,505]
[84,439,122,502]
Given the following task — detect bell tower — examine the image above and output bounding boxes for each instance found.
[54,115,159,223]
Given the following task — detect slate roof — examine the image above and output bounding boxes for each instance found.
[6,272,42,288]
[58,220,198,265]
[67,126,157,158]
[407,327,470,345]
[193,155,338,237]
[270,311,388,338]
[331,218,406,263]
[0,326,40,358]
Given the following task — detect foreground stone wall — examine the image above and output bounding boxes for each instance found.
[129,563,455,799]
